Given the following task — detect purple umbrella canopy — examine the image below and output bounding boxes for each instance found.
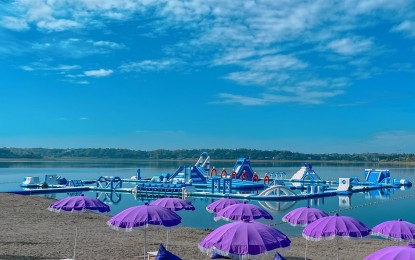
[303,213,371,260]
[48,194,110,213]
[150,197,195,211]
[303,213,371,241]
[149,197,194,249]
[364,242,415,260]
[371,218,415,241]
[214,201,273,222]
[282,206,328,227]
[107,203,182,260]
[48,195,110,260]
[107,203,182,230]
[206,197,243,213]
[199,220,291,259]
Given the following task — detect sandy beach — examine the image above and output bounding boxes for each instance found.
[0,193,400,260]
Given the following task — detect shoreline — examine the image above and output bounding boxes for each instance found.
[0,193,402,260]
[1,157,414,166]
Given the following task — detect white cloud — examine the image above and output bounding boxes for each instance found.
[20,63,80,71]
[215,93,267,106]
[392,20,415,38]
[119,59,178,72]
[84,69,113,77]
[90,40,125,49]
[2,0,148,32]
[327,37,373,55]
[0,16,29,31]
[20,65,34,71]
[225,71,290,86]
[4,0,415,104]
[36,18,80,31]
[29,38,126,59]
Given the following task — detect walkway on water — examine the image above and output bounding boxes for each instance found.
[4,179,405,201]
[3,184,347,202]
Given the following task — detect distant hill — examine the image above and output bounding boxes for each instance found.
[0,147,414,163]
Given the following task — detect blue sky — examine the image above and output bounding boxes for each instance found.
[1,0,415,154]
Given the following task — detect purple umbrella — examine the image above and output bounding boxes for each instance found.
[303,213,371,260]
[282,206,328,227]
[206,197,242,213]
[150,197,195,248]
[199,220,291,259]
[372,218,415,241]
[150,197,195,211]
[48,194,110,259]
[214,201,273,222]
[107,203,181,260]
[48,194,110,213]
[364,242,415,260]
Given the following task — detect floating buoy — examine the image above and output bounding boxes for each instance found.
[264,175,270,184]
[241,171,248,181]
[210,167,217,176]
[220,168,227,178]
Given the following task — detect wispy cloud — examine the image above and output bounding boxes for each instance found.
[0,0,140,32]
[392,20,415,38]
[89,40,125,49]
[0,16,29,31]
[31,38,126,58]
[84,69,113,77]
[20,63,81,71]
[327,37,373,56]
[119,59,179,72]
[3,0,415,104]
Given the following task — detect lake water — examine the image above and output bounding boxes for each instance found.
[1,160,415,236]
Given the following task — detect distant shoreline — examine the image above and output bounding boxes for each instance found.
[0,157,414,166]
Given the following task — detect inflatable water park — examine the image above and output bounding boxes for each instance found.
[10,152,413,201]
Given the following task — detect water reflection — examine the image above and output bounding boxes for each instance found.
[93,186,405,213]
[96,191,122,204]
[364,188,393,200]
[258,200,296,212]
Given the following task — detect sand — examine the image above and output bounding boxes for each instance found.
[0,193,400,260]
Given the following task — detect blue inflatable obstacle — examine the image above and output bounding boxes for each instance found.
[364,169,412,186]
[290,163,322,182]
[205,158,265,191]
[232,158,255,179]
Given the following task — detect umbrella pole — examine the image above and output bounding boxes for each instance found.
[166,229,169,249]
[144,226,147,260]
[305,239,307,260]
[336,237,339,260]
[73,226,78,260]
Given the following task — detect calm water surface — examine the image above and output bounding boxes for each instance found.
[1,160,415,236]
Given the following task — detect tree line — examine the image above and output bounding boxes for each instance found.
[0,147,414,162]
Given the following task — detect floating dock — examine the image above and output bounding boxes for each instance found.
[4,158,412,203]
